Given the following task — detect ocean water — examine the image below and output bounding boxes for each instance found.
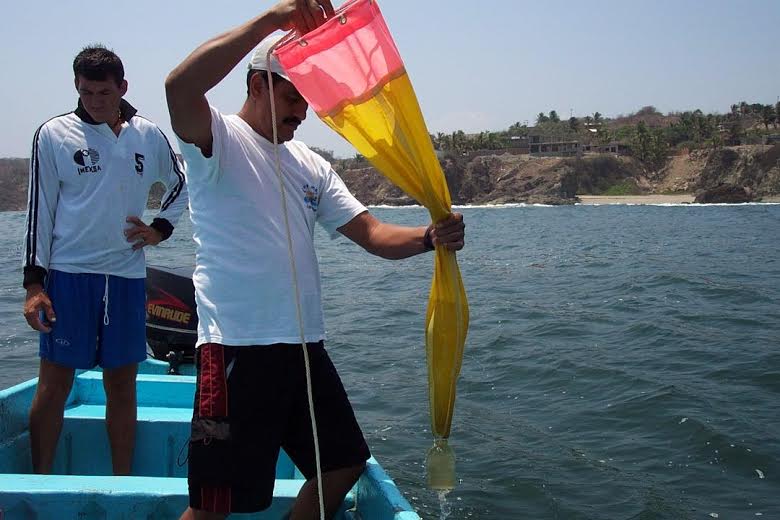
[1,204,779,519]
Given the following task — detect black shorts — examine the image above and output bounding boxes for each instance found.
[187,342,370,514]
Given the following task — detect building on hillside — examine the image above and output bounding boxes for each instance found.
[502,135,530,154]
[434,134,530,157]
[526,129,632,157]
[581,142,630,154]
[528,134,580,157]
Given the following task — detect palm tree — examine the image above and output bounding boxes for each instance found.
[761,104,775,130]
[776,102,780,129]
[485,133,502,150]
[451,130,467,153]
[508,122,524,134]
[475,132,487,149]
[439,133,452,151]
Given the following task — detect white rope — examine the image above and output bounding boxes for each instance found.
[102,274,110,326]
[265,41,326,520]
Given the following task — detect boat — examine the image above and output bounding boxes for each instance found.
[0,266,420,519]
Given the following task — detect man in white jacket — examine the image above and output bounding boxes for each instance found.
[22,45,188,475]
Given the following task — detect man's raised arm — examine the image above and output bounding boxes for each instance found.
[164,0,334,154]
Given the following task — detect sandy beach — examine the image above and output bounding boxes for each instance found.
[577,194,695,205]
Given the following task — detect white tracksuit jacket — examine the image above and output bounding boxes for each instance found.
[22,99,188,287]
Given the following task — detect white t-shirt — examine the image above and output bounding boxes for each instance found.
[178,107,366,347]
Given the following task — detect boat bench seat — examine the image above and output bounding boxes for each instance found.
[51,372,300,479]
[0,474,306,519]
[57,407,298,480]
[65,403,193,422]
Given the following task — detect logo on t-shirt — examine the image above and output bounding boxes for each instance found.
[302,184,319,212]
[73,148,102,174]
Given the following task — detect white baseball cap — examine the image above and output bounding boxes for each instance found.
[247,34,290,81]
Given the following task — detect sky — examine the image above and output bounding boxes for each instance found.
[1,0,779,159]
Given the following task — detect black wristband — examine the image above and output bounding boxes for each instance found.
[423,225,435,251]
[150,218,174,241]
[23,265,47,289]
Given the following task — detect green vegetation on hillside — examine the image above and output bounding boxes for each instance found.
[424,101,780,171]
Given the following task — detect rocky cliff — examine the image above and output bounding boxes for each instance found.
[0,159,29,211]
[339,144,780,205]
[339,154,581,206]
[693,145,780,201]
[2,144,778,211]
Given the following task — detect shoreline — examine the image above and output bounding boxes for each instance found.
[3,193,780,213]
[577,194,780,205]
[577,194,695,205]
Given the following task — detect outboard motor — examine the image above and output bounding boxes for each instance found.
[145,265,198,366]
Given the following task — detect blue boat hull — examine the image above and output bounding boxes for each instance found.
[0,360,419,519]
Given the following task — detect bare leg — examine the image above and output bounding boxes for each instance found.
[29,359,76,474]
[102,363,138,475]
[179,508,227,520]
[290,463,365,520]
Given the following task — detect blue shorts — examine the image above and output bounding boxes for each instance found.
[40,270,147,370]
